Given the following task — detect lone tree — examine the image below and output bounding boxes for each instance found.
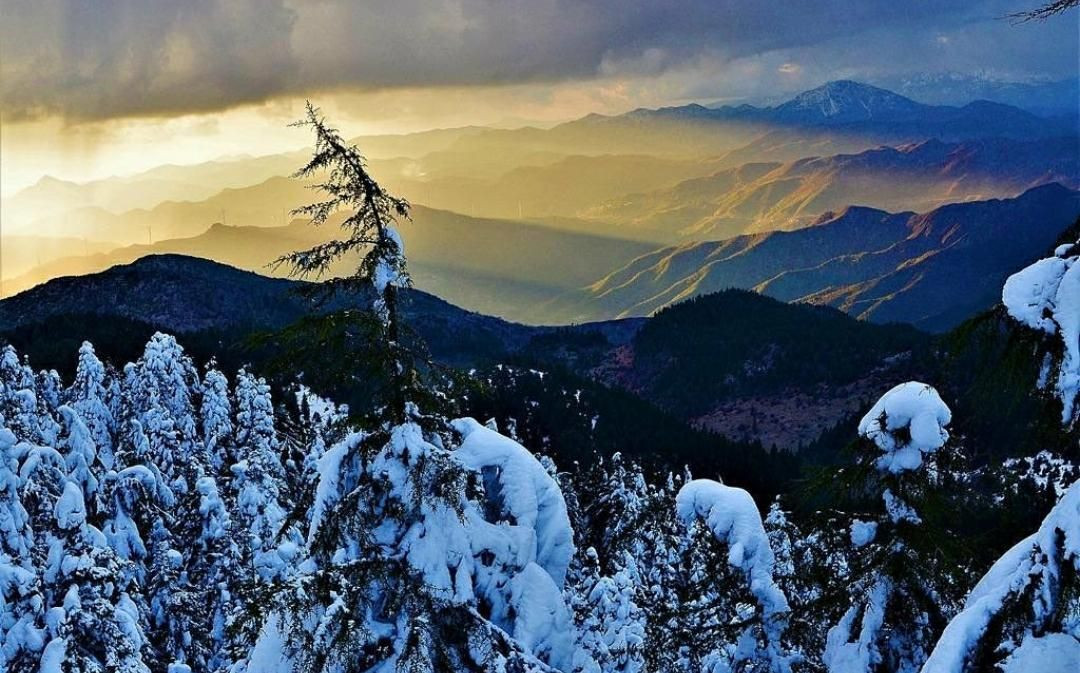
[273,102,419,423]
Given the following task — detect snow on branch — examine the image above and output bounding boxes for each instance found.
[676,479,790,618]
[858,382,951,474]
[451,417,575,588]
[1002,240,1079,426]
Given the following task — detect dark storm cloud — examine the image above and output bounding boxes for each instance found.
[0,0,1071,121]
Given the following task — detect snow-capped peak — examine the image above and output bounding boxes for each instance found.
[773,80,923,122]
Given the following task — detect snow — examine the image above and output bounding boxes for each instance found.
[1002,241,1080,425]
[882,489,921,525]
[858,382,951,473]
[53,482,86,530]
[452,417,575,588]
[295,385,347,425]
[823,579,889,673]
[849,520,877,547]
[373,224,406,293]
[922,479,1080,673]
[307,431,365,545]
[245,613,292,673]
[676,479,790,618]
[999,633,1080,673]
[38,637,67,673]
[508,563,577,672]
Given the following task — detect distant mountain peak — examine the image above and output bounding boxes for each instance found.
[774,80,922,122]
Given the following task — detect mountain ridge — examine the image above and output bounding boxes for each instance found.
[546,183,1080,330]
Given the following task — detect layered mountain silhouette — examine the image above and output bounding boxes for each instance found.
[1,253,1069,455]
[549,184,1080,330]
[0,255,925,449]
[0,206,652,324]
[583,136,1079,241]
[618,80,1070,133]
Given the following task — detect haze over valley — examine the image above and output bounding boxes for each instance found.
[4,81,1077,331]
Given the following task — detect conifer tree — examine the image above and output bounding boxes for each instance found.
[68,341,116,469]
[39,481,151,673]
[816,382,968,673]
[921,479,1080,673]
[675,479,797,673]
[272,101,418,423]
[0,426,42,670]
[241,107,587,673]
[570,548,646,673]
[231,368,292,582]
[199,365,234,472]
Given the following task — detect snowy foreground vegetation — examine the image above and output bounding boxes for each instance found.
[0,248,1076,672]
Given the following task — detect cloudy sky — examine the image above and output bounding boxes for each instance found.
[1,0,1076,194]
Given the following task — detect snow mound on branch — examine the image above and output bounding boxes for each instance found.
[1002,241,1079,425]
[54,482,86,530]
[999,633,1080,673]
[675,479,789,617]
[823,578,889,673]
[452,417,575,588]
[850,520,877,548]
[921,479,1080,673]
[307,431,366,545]
[858,382,951,473]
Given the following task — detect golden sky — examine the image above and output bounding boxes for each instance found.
[2,0,1075,196]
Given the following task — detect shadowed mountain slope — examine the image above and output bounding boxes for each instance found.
[547,184,1080,330]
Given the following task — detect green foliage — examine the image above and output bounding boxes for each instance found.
[934,306,1078,463]
[633,290,929,416]
[459,364,802,505]
[272,102,419,424]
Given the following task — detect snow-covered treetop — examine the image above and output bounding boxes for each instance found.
[452,417,575,588]
[1002,240,1079,426]
[921,477,1080,673]
[858,382,952,474]
[676,479,790,618]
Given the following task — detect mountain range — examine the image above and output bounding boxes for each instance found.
[549,183,1080,330]
[0,254,923,450]
[2,79,1077,333]
[0,206,653,323]
[2,252,1070,459]
[582,136,1078,241]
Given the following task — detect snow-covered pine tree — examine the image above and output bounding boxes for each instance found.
[675,478,797,673]
[123,334,205,490]
[921,479,1080,673]
[37,480,150,673]
[241,106,588,673]
[0,347,51,446]
[817,382,967,673]
[188,475,241,672]
[918,239,1080,673]
[231,368,294,582]
[0,425,42,670]
[117,335,233,671]
[199,364,234,472]
[1001,238,1079,428]
[37,370,63,420]
[586,453,649,569]
[68,341,116,470]
[762,499,841,664]
[57,406,101,514]
[570,547,646,673]
[11,412,152,673]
